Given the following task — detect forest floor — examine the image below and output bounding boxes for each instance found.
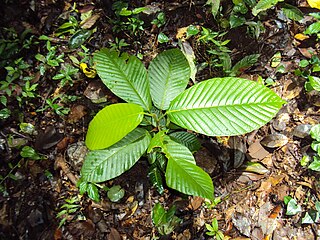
[0,0,320,239]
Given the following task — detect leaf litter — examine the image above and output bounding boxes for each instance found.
[0,0,320,239]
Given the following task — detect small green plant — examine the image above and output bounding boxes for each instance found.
[37,94,77,116]
[304,12,320,40]
[198,27,231,73]
[57,196,81,228]
[0,28,37,68]
[0,159,23,196]
[0,57,38,118]
[109,37,130,51]
[78,48,285,201]
[151,12,166,28]
[35,39,64,75]
[111,1,146,35]
[52,64,79,87]
[205,218,224,239]
[152,203,181,236]
[284,195,320,224]
[295,55,320,92]
[284,196,302,216]
[301,124,320,171]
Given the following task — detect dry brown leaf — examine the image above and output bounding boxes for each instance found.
[68,105,87,123]
[176,27,188,40]
[80,14,100,29]
[108,228,121,240]
[247,141,270,160]
[189,196,204,210]
[261,134,288,148]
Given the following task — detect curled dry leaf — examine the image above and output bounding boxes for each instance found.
[260,134,288,148]
[80,14,100,29]
[292,124,312,138]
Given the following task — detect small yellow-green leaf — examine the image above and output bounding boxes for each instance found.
[85,103,144,150]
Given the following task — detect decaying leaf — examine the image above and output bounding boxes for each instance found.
[260,134,288,148]
[242,162,269,174]
[180,41,197,84]
[80,14,100,29]
[247,141,270,160]
[68,105,87,123]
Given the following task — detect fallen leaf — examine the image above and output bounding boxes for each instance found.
[242,162,269,174]
[294,33,309,41]
[68,105,87,123]
[307,0,320,9]
[80,14,100,29]
[260,134,288,148]
[108,228,121,240]
[247,141,270,160]
[181,41,197,84]
[35,126,64,150]
[189,196,204,210]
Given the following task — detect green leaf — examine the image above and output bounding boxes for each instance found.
[148,166,164,194]
[305,22,320,35]
[308,76,320,91]
[77,180,88,195]
[158,32,169,43]
[229,14,246,28]
[286,198,301,215]
[311,141,320,153]
[107,185,125,202]
[20,146,41,160]
[252,0,284,16]
[308,156,320,171]
[82,128,151,182]
[229,54,260,76]
[85,103,144,150]
[206,0,220,17]
[87,183,100,202]
[302,211,317,224]
[69,29,92,49]
[281,4,303,21]
[169,131,201,152]
[148,130,169,153]
[310,124,320,141]
[152,203,167,226]
[149,49,191,110]
[167,77,285,136]
[94,48,151,110]
[164,139,214,199]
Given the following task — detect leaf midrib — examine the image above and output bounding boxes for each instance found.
[100,53,150,110]
[167,101,284,114]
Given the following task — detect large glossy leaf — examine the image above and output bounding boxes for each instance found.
[86,103,144,150]
[94,48,151,110]
[149,49,190,110]
[164,139,214,200]
[148,132,214,199]
[167,77,286,136]
[169,131,201,152]
[81,128,151,182]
